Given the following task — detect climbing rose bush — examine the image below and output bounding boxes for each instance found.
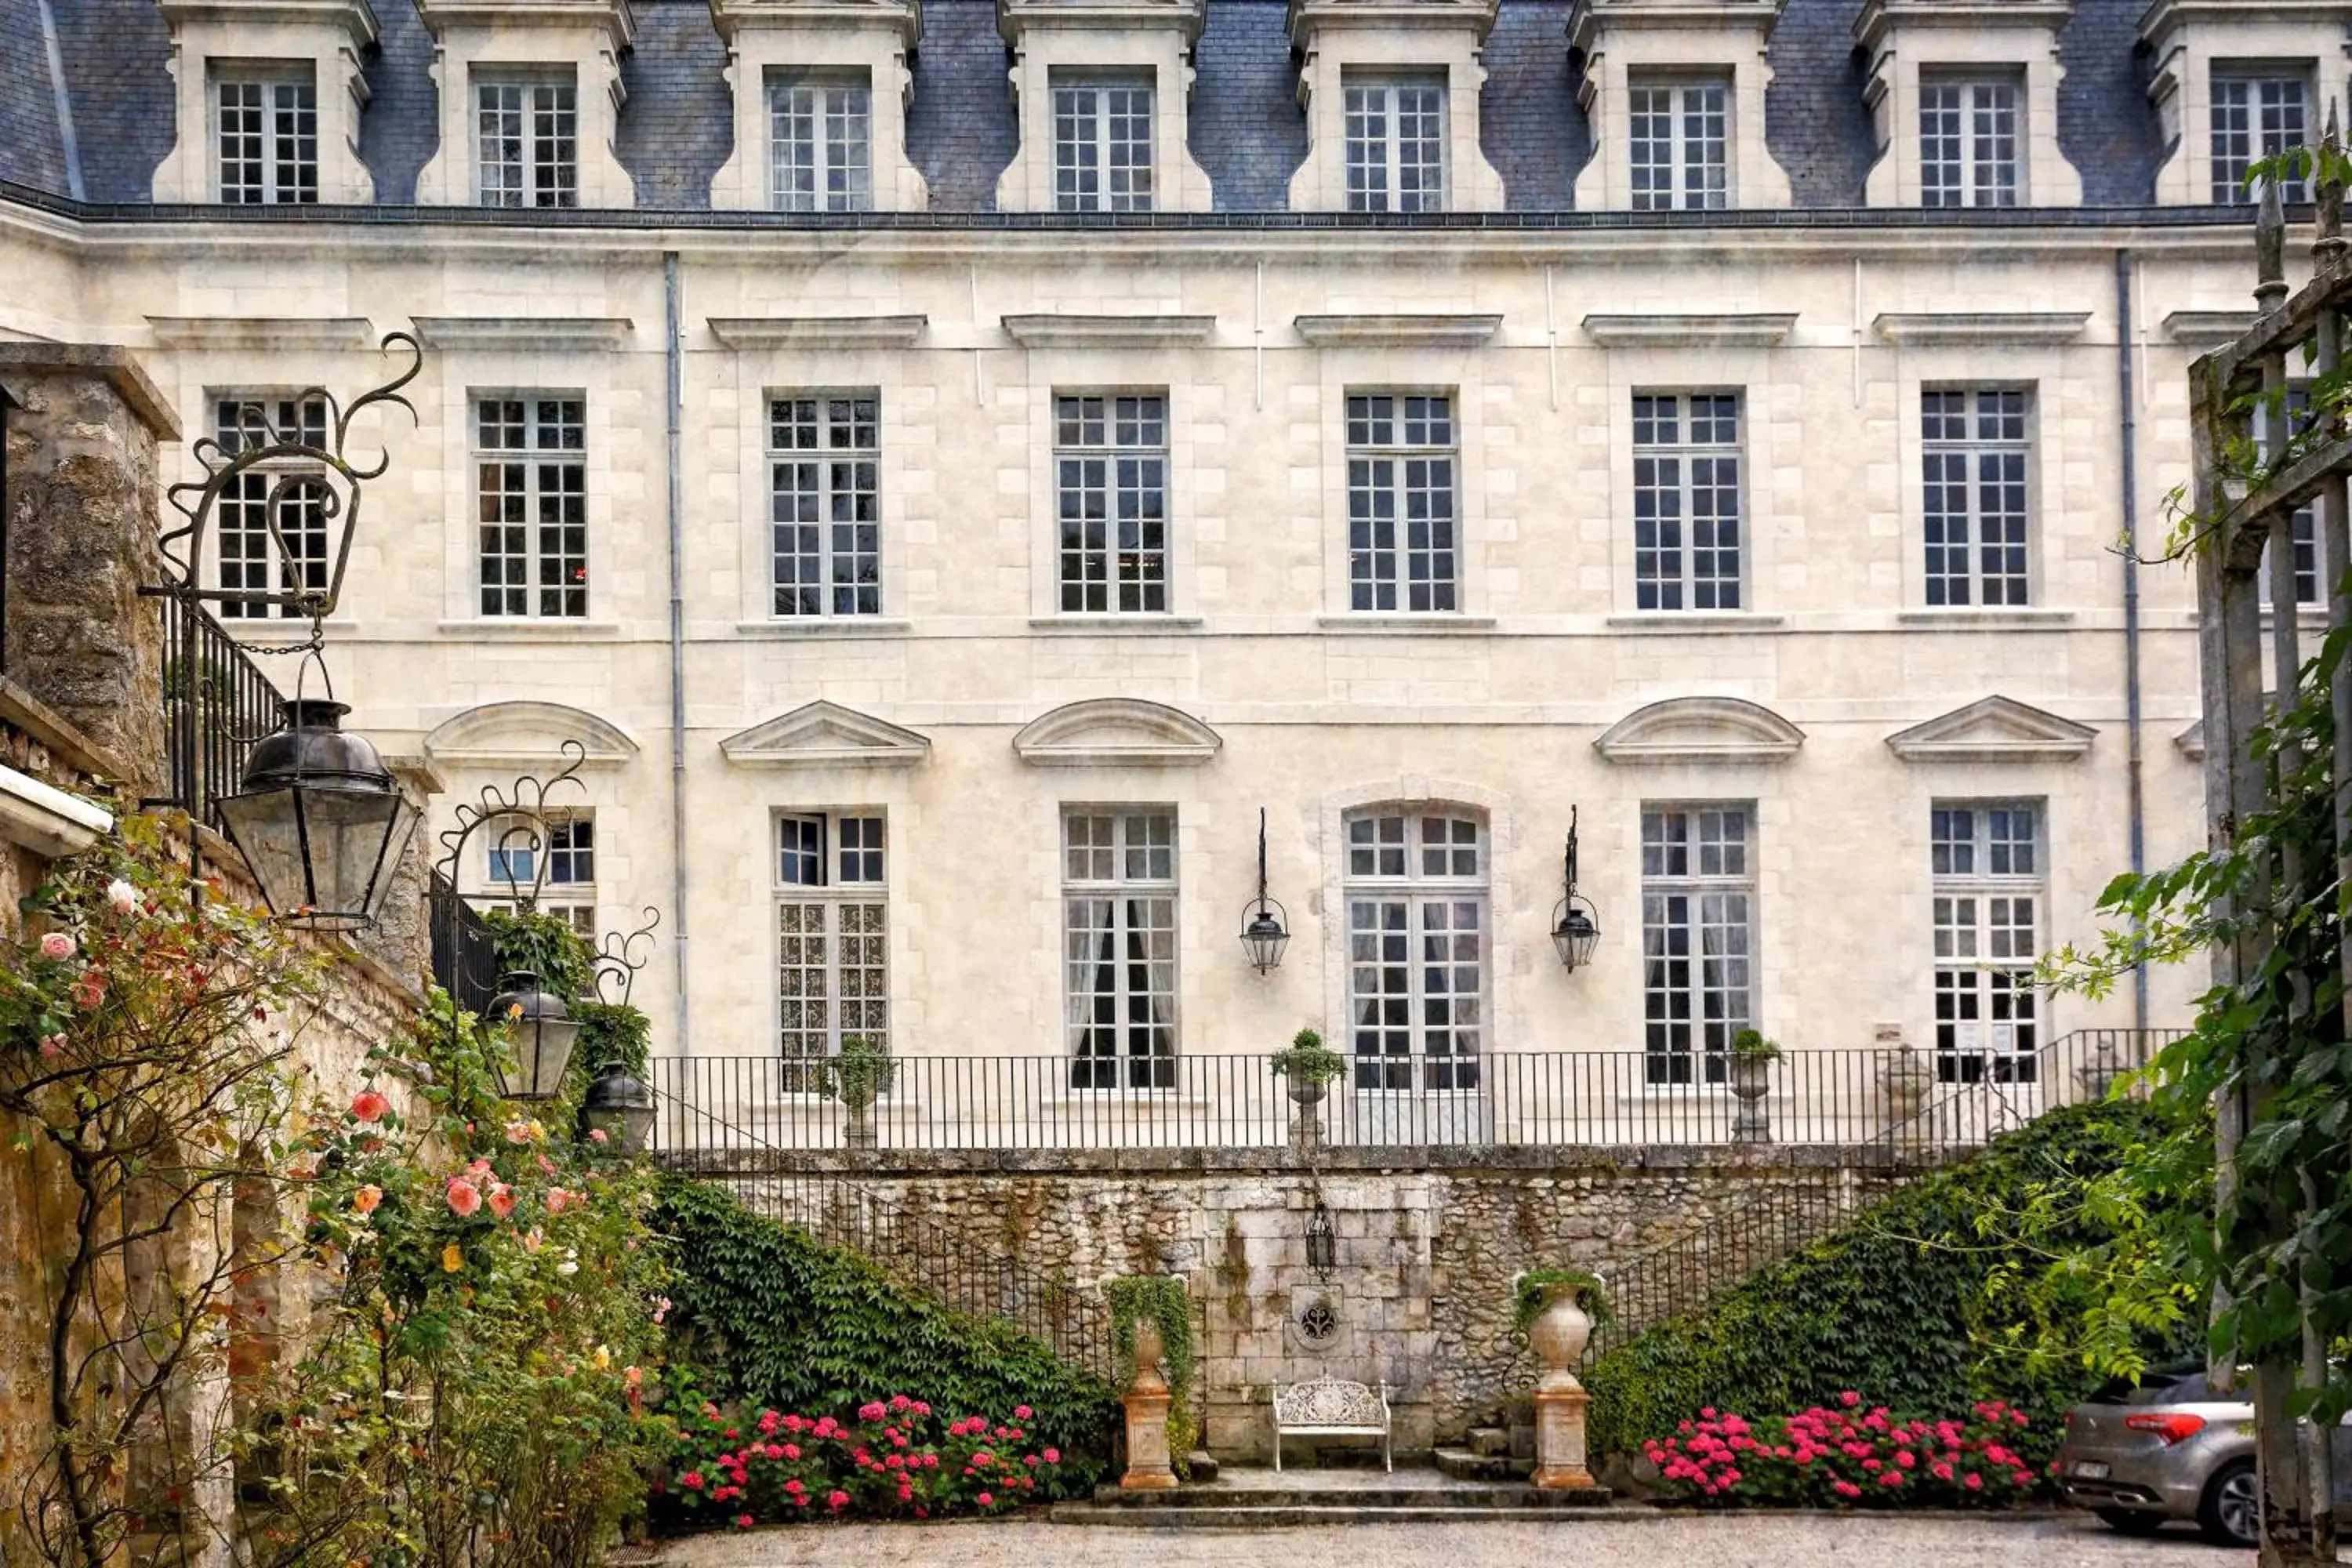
[666,1396,1065,1525]
[1642,1394,2043,1507]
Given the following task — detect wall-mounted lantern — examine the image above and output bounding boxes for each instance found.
[1549,806,1602,972]
[1305,1199,1337,1277]
[215,698,421,931]
[483,971,582,1102]
[1239,806,1290,973]
[580,1061,656,1155]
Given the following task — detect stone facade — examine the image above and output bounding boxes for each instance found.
[730,1151,1901,1457]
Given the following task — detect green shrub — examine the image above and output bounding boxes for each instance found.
[1107,1275,1198,1467]
[655,1179,1118,1499]
[1585,1099,2198,1468]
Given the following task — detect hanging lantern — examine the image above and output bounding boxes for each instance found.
[1238,806,1290,972]
[484,971,582,1101]
[1549,805,1603,972]
[1305,1200,1337,1277]
[214,699,420,931]
[579,1061,655,1155]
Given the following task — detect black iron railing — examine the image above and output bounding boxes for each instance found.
[648,1029,2187,1161]
[154,590,282,829]
[427,869,501,1018]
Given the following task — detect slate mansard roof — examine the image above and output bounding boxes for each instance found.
[1,0,2163,212]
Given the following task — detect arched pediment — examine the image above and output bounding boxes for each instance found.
[1885,695,2095,764]
[1013,698,1221,767]
[424,702,638,769]
[720,701,931,768]
[1593,696,1805,765]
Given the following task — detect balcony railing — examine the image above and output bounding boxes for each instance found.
[154,590,283,830]
[649,1029,2183,1162]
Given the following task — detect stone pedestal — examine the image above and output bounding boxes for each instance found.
[1532,1381,1594,1488]
[1120,1318,1179,1490]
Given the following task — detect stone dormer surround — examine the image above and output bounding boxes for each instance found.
[708,0,928,210]
[151,0,379,203]
[412,0,638,207]
[1568,0,1793,210]
[1286,0,1508,212]
[2141,0,2352,205]
[993,0,1216,212]
[1856,0,2084,208]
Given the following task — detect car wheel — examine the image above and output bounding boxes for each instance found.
[2199,1459,2260,1548]
[2094,1507,2165,1536]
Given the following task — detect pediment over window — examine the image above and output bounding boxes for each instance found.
[1592,696,1804,764]
[1884,695,2096,763]
[424,702,638,768]
[720,701,931,768]
[1013,698,1221,766]
[2176,717,2205,759]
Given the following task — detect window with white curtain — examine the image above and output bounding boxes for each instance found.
[1641,804,1755,1085]
[769,75,872,211]
[1343,77,1446,212]
[1052,79,1154,212]
[477,76,577,208]
[1931,803,2042,1083]
[1628,76,1728,210]
[1064,810,1178,1089]
[1918,77,2019,208]
[776,811,889,1082]
[1344,809,1486,1092]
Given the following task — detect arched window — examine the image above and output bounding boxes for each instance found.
[1342,807,1486,1091]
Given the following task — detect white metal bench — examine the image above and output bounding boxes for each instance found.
[1270,1377,1392,1472]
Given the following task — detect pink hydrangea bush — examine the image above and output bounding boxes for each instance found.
[666,1396,1065,1526]
[1642,1395,2042,1508]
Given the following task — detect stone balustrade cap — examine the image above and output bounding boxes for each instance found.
[0,343,180,441]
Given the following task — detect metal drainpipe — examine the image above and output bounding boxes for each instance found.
[664,252,691,1054]
[2116,250,2150,1038]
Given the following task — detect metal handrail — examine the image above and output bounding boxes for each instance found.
[153,590,283,828]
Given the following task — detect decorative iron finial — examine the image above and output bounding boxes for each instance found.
[2256,173,2288,314]
[2317,102,2347,273]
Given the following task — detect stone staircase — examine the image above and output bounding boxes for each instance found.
[1048,1466,1614,1526]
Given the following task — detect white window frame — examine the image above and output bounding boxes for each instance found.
[1063,809,1178,1090]
[1921,386,2033,608]
[2211,66,2311,204]
[1640,804,1756,1087]
[1627,74,1729,211]
[474,395,588,619]
[1054,392,1169,614]
[2259,383,2321,608]
[1051,78,1155,213]
[1343,75,1447,213]
[1341,808,1489,1094]
[769,393,882,617]
[477,74,579,209]
[1930,802,2044,1084]
[211,392,330,620]
[768,74,873,212]
[1918,75,2020,209]
[1346,391,1459,613]
[1632,390,1744,612]
[775,811,890,1080]
[214,67,318,205]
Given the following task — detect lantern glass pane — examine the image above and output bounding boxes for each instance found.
[215,789,316,919]
[307,786,421,927]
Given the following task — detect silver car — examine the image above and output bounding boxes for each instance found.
[2056,1368,2352,1548]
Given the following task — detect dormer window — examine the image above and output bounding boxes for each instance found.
[1344,76,1446,212]
[1571,0,1789,212]
[2211,66,2310,201]
[478,75,578,208]
[1628,74,1730,209]
[771,74,873,211]
[1857,0,2080,209]
[1053,77,1155,212]
[1918,74,2020,208]
[216,69,318,204]
[2143,0,2346,207]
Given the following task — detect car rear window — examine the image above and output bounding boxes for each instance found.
[2087,1369,2209,1404]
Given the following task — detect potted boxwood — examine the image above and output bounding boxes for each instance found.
[821,1032,895,1149]
[1269,1027,1346,1108]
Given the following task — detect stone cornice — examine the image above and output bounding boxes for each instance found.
[0,343,180,439]
[1293,313,1502,347]
[410,315,634,349]
[997,0,1204,44]
[710,0,920,45]
[2163,308,2257,347]
[147,314,376,350]
[1569,0,1786,53]
[412,0,634,45]
[1287,0,1499,47]
[1872,310,2091,345]
[1857,0,2074,52]
[1002,313,1217,347]
[156,0,379,40]
[709,314,928,348]
[1581,311,1795,346]
[2139,0,2352,48]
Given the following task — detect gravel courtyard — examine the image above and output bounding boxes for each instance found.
[645,1513,2241,1567]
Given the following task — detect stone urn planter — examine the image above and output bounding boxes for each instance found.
[1728,1055,1772,1144]
[1523,1278,1599,1490]
[1272,1029,1341,1151]
[1120,1316,1178,1490]
[1879,1040,1933,1142]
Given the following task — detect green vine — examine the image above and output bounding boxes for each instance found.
[1105,1275,1198,1469]
[1512,1267,1615,1335]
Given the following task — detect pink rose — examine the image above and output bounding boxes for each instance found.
[38,932,74,961]
[352,1185,383,1215]
[445,1179,481,1217]
[487,1184,517,1219]
[588,1127,610,1144]
[38,1034,64,1060]
[350,1090,390,1123]
[544,1188,572,1214]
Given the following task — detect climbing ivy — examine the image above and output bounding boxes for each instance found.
[655,1179,1118,1499]
[1105,1274,1199,1468]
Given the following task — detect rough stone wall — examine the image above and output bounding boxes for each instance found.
[724,1154,1904,1460]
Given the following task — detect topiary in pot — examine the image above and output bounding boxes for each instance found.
[1269,1027,1346,1106]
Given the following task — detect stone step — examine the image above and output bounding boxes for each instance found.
[1050,1501,1618,1528]
[1185,1450,1220,1483]
[1086,1482,1607,1511]
[1468,1426,1512,1457]
[1432,1446,1526,1483]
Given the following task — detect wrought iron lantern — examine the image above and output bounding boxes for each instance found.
[1239,807,1290,973]
[214,698,421,931]
[1305,1200,1337,1277]
[579,1061,655,1156]
[484,971,582,1102]
[1548,806,1602,972]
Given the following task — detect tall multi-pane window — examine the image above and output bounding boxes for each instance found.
[771,394,881,617]
[1065,811,1178,1089]
[475,397,587,619]
[1641,805,1755,1086]
[1052,80,1153,212]
[1343,78,1446,212]
[2212,69,2310,203]
[213,395,329,619]
[482,814,597,935]
[1054,394,1168,614]
[1344,811,1486,1092]
[1922,388,2031,607]
[1628,76,1728,211]
[477,78,577,208]
[216,72,317,204]
[1919,77,2019,208]
[777,812,888,1080]
[1632,393,1744,611]
[1347,393,1457,612]
[1930,804,2042,1083]
[769,77,872,212]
